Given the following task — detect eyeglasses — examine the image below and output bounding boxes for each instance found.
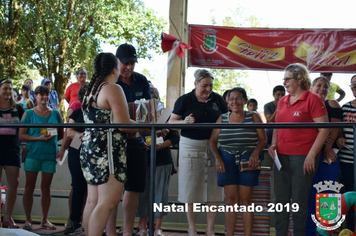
[283,77,293,83]
[350,82,356,87]
[228,97,245,102]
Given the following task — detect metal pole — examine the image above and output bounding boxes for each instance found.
[148,128,157,236]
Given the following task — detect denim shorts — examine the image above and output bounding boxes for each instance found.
[217,150,260,187]
[24,158,57,173]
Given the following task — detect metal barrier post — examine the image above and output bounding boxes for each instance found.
[148,128,157,236]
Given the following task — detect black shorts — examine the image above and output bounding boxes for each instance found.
[0,149,21,168]
[124,142,147,192]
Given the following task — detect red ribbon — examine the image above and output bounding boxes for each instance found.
[161,33,192,58]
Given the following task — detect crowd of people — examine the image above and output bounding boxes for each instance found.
[1,43,356,236]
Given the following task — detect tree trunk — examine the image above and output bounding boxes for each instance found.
[53,73,71,119]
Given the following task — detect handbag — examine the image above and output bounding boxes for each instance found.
[21,111,52,163]
[21,147,29,163]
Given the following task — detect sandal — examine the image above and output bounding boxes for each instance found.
[136,228,148,236]
[154,229,164,236]
[117,228,123,235]
[23,221,32,231]
[41,220,56,230]
[2,219,20,229]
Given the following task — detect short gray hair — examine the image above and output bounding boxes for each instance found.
[194,69,214,83]
[76,67,87,76]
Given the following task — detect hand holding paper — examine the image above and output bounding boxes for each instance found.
[274,150,282,171]
[57,150,68,166]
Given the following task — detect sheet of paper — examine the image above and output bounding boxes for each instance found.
[157,108,173,124]
[69,133,82,150]
[274,150,282,171]
[57,149,68,166]
[323,148,339,165]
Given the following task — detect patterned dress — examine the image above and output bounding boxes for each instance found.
[80,83,127,185]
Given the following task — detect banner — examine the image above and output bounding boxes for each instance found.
[188,24,356,72]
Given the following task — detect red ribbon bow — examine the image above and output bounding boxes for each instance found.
[161,33,192,58]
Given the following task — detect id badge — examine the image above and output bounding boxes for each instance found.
[47,128,57,136]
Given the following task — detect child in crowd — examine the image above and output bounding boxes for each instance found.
[247,98,258,111]
[12,88,21,103]
[20,85,34,111]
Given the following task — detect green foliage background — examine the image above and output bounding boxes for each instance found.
[0,0,166,115]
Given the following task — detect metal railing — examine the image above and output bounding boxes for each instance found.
[2,122,356,236]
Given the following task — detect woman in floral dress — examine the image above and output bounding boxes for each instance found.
[80,52,142,236]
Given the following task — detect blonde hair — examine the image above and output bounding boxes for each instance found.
[194,69,214,83]
[285,63,311,90]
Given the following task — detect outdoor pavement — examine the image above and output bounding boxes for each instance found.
[0,223,207,236]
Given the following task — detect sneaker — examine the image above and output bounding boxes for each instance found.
[64,220,71,228]
[64,221,82,235]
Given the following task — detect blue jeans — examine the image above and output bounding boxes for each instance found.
[274,154,318,236]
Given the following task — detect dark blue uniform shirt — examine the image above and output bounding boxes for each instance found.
[116,72,151,143]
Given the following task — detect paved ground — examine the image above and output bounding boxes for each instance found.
[1,223,204,236]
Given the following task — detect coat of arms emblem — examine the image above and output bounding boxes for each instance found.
[311,181,345,231]
[200,29,218,54]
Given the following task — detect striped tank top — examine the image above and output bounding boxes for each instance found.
[339,101,356,164]
[218,111,258,154]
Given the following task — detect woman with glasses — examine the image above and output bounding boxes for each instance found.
[305,76,343,235]
[0,79,25,228]
[267,63,329,236]
[209,87,266,236]
[64,67,87,106]
[336,74,356,232]
[168,69,228,236]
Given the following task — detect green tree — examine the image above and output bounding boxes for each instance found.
[1,0,166,115]
[209,6,262,98]
[0,0,29,80]
[211,70,250,96]
[141,68,153,81]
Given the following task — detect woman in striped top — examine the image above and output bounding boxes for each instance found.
[209,87,266,236]
[336,74,356,231]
